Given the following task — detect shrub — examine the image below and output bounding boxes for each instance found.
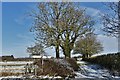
[34,58,77,78]
[83,53,120,74]
[66,58,79,71]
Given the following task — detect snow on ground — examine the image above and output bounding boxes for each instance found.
[0,60,120,79]
[75,60,120,79]
[71,54,82,58]
[38,75,62,79]
[0,76,23,80]
[75,71,94,79]
[77,61,87,65]
[0,75,62,79]
[54,59,73,71]
[0,61,33,65]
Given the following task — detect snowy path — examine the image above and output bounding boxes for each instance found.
[75,61,120,79]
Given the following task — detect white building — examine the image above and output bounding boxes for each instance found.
[30,54,52,59]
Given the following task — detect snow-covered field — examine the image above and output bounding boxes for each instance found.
[0,76,62,80]
[0,76,23,80]
[0,61,33,65]
[75,61,120,79]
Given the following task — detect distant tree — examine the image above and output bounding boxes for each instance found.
[30,2,94,58]
[73,33,103,58]
[102,2,120,37]
[27,43,45,56]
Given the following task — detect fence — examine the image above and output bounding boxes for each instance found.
[0,61,36,76]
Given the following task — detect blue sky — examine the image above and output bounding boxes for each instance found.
[2,2,118,57]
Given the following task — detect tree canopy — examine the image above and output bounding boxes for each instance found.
[74,33,103,58]
[30,2,94,58]
[27,43,45,56]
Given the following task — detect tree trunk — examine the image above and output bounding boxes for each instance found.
[65,49,71,58]
[63,46,71,58]
[82,54,89,59]
[56,45,59,58]
[64,32,71,58]
[62,42,74,58]
[56,36,60,58]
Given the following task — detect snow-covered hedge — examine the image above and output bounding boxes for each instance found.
[83,52,120,76]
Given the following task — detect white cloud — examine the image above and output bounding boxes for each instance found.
[97,35,118,53]
[82,6,106,22]
[80,6,118,54]
[86,7,101,17]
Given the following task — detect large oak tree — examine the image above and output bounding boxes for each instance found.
[31,2,94,58]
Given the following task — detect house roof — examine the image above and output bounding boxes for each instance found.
[0,55,14,61]
[0,55,38,61]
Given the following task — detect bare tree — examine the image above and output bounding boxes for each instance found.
[27,43,45,56]
[30,2,94,58]
[101,2,120,52]
[102,2,120,37]
[59,5,94,58]
[30,3,66,58]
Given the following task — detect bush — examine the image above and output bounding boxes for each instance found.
[66,58,79,71]
[83,53,120,75]
[34,58,78,78]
